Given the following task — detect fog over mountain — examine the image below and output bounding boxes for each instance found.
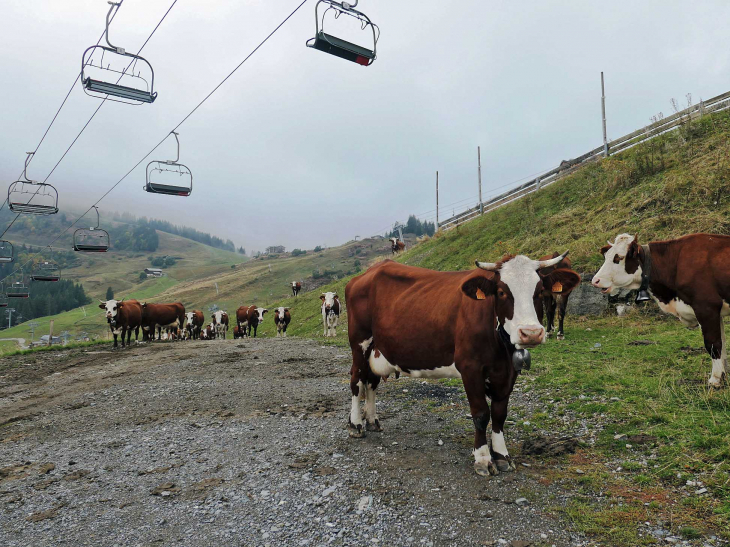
[2,0,729,252]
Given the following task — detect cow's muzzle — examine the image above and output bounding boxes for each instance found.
[516,326,545,347]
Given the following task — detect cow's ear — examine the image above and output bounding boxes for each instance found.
[320,295,326,301]
[98,303,106,310]
[461,275,497,300]
[600,245,611,256]
[544,269,581,295]
[627,238,639,259]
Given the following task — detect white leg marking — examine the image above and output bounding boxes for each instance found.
[491,431,508,456]
[709,325,727,386]
[350,381,364,426]
[473,444,492,466]
[364,384,378,423]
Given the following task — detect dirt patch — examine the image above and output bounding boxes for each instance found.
[521,435,579,457]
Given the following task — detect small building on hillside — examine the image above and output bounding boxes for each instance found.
[144,268,164,278]
[38,335,61,346]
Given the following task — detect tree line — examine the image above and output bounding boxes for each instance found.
[387,215,436,239]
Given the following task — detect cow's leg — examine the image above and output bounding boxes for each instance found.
[556,294,568,340]
[696,306,726,387]
[323,310,328,337]
[490,397,516,472]
[348,372,365,438]
[112,331,118,348]
[121,327,128,348]
[134,327,139,342]
[543,295,556,336]
[283,325,288,337]
[363,376,383,432]
[461,366,497,477]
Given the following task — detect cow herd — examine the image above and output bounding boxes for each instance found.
[99,231,730,478]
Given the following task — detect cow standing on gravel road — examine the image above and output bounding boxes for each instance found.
[321,292,340,337]
[99,299,142,348]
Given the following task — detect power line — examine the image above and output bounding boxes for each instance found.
[1,0,309,284]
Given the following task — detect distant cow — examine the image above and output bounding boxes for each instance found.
[345,255,580,476]
[99,298,142,348]
[185,310,205,340]
[539,252,580,340]
[593,233,730,388]
[321,292,341,337]
[291,281,302,297]
[233,325,242,339]
[141,302,185,341]
[212,310,229,339]
[390,237,405,255]
[205,323,214,340]
[236,305,268,338]
[274,307,291,337]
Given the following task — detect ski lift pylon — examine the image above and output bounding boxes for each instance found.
[31,248,61,282]
[306,0,379,66]
[7,153,59,215]
[73,207,110,252]
[145,132,193,196]
[0,240,13,263]
[81,2,157,105]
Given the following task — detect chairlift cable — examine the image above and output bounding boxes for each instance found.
[0,0,309,284]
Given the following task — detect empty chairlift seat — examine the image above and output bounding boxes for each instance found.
[7,281,29,299]
[145,132,193,196]
[73,207,109,252]
[8,152,59,215]
[80,2,157,105]
[31,261,61,282]
[0,240,13,263]
[307,0,379,66]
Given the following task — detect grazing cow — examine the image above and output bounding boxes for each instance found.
[274,307,291,337]
[345,255,580,476]
[538,252,580,340]
[99,299,142,348]
[321,292,341,337]
[185,310,205,340]
[390,237,406,255]
[233,325,242,339]
[291,281,302,297]
[212,310,229,339]
[205,323,214,340]
[141,302,185,341]
[592,233,730,388]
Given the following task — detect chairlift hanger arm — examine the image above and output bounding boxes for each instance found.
[105,2,125,53]
[169,131,180,163]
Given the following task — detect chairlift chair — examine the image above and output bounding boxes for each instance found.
[7,152,59,215]
[0,291,7,308]
[307,0,379,66]
[0,240,13,263]
[7,279,30,299]
[81,2,157,105]
[73,206,110,252]
[31,251,61,282]
[145,132,193,196]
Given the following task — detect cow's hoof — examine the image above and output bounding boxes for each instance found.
[474,460,499,477]
[348,422,365,438]
[493,456,516,472]
[708,374,726,389]
[556,333,565,341]
[365,419,383,432]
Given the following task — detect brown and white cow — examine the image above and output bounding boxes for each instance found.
[141,302,185,341]
[592,233,730,387]
[99,299,142,348]
[538,252,579,340]
[233,325,242,339]
[236,305,268,338]
[321,292,341,337]
[212,310,229,339]
[291,281,302,297]
[345,255,580,476]
[185,310,205,340]
[390,237,406,255]
[205,323,214,340]
[274,307,291,337]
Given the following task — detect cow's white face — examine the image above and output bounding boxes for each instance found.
[321,292,337,312]
[186,312,194,324]
[213,311,226,324]
[592,233,642,294]
[390,238,397,245]
[276,307,287,320]
[100,300,119,324]
[497,256,546,349]
[255,308,267,323]
[291,282,297,288]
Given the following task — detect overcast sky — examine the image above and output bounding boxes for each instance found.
[2,0,729,252]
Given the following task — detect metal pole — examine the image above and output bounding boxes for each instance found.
[435,171,439,232]
[601,72,608,157]
[48,320,54,347]
[477,147,483,214]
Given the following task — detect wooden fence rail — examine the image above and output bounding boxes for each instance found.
[439,90,730,231]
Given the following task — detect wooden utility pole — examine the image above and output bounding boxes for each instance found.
[601,72,609,157]
[477,147,483,214]
[435,171,439,232]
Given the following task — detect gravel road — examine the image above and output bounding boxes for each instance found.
[0,338,588,547]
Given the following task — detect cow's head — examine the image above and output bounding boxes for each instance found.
[591,234,643,294]
[99,299,124,325]
[212,310,225,324]
[254,307,268,323]
[463,253,580,349]
[276,307,290,319]
[291,281,297,288]
[320,292,338,313]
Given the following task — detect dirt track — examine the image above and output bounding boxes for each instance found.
[0,338,586,546]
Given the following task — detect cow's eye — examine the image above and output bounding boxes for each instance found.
[497,289,505,298]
